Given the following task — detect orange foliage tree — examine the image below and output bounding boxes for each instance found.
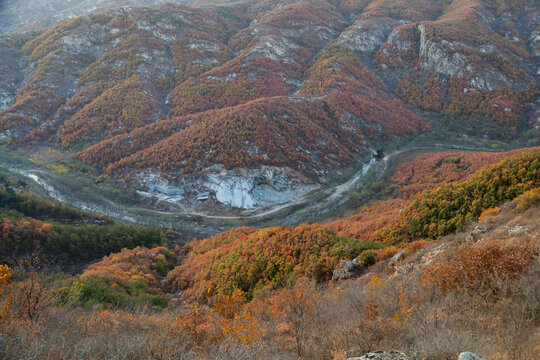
[176,288,266,345]
[425,239,538,296]
[268,278,320,358]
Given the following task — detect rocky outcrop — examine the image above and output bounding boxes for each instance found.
[332,259,361,280]
[388,250,405,266]
[347,350,418,360]
[374,0,538,97]
[465,225,489,243]
[458,352,486,360]
[337,16,406,55]
[383,21,532,92]
[135,165,317,212]
[417,24,468,79]
[347,350,486,360]
[499,225,529,236]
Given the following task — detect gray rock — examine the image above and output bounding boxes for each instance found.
[473,225,488,234]
[347,350,418,360]
[344,260,359,272]
[389,250,406,266]
[458,352,486,360]
[507,225,528,235]
[332,259,361,281]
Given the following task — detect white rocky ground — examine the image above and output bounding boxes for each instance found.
[134,165,318,213]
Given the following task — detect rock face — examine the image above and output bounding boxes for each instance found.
[388,250,406,266]
[384,21,533,91]
[135,165,318,212]
[473,225,488,234]
[347,350,419,360]
[337,16,406,55]
[203,167,317,210]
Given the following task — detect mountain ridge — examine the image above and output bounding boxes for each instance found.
[0,0,538,214]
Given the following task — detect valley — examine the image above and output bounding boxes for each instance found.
[0,0,539,359]
[1,0,538,217]
[0,138,501,236]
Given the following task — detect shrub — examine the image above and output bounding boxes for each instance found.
[515,187,540,212]
[425,239,538,295]
[378,149,540,242]
[478,207,500,221]
[73,247,175,308]
[358,250,376,267]
[375,246,400,262]
[0,265,12,321]
[405,240,430,253]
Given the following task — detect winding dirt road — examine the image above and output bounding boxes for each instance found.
[8,145,488,223]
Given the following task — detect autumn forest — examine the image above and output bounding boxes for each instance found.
[0,0,539,358]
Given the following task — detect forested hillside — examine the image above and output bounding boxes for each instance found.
[166,148,539,301]
[0,146,538,359]
[0,1,539,358]
[0,0,538,213]
[0,175,169,265]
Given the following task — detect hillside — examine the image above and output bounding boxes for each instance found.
[0,0,538,215]
[0,147,538,359]
[0,172,171,266]
[0,0,200,33]
[166,147,540,301]
[1,1,540,358]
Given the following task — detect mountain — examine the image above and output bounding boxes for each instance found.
[0,0,538,216]
[1,1,540,359]
[0,0,198,33]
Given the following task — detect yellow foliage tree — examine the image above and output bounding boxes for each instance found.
[0,265,12,321]
[175,288,266,345]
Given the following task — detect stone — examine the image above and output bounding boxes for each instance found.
[507,225,528,235]
[389,250,406,266]
[332,259,361,281]
[473,225,488,234]
[347,350,419,360]
[458,352,486,360]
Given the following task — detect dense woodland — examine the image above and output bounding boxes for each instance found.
[76,44,428,178]
[0,178,168,264]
